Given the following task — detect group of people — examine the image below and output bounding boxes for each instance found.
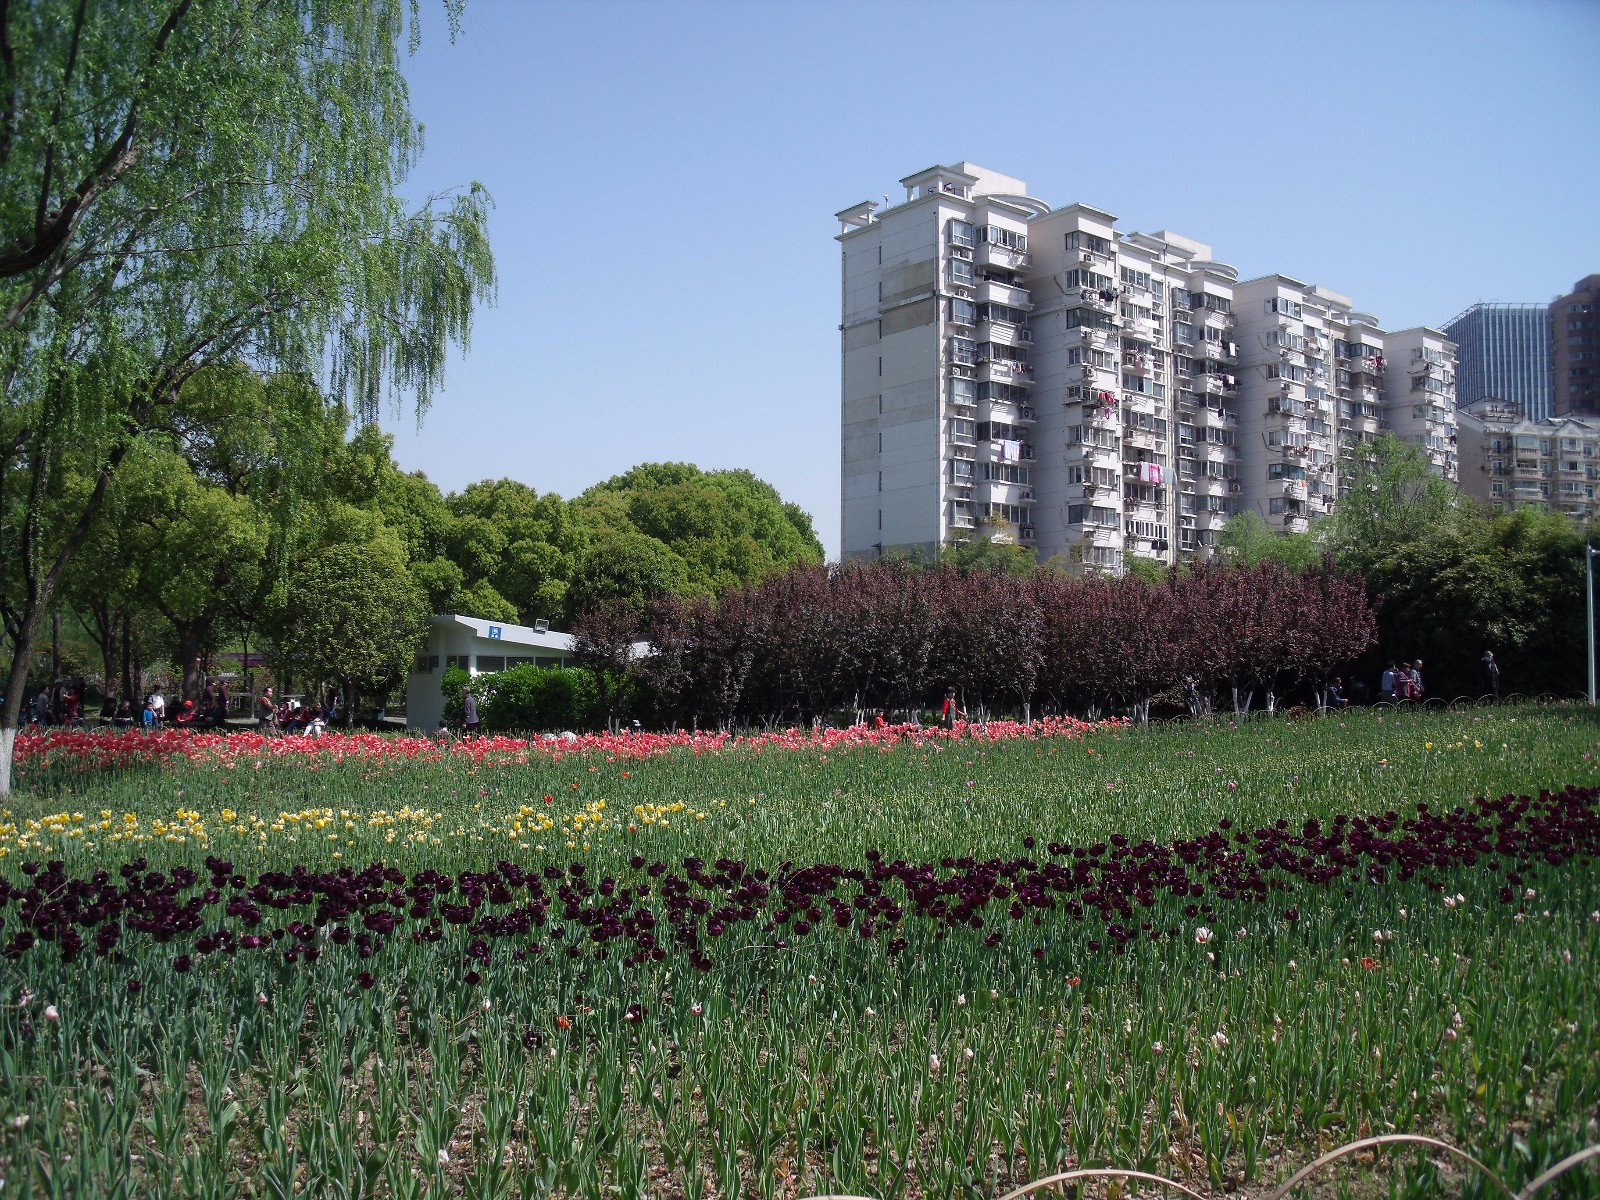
[1379,660,1427,704]
[26,681,232,731]
[253,687,336,736]
[23,677,358,734]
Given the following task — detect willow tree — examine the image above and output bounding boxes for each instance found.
[0,0,495,794]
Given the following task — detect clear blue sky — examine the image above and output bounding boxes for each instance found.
[382,0,1600,560]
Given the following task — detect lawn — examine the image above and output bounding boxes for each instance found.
[1,705,1597,1198]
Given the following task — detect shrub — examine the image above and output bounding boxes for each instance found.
[481,665,600,732]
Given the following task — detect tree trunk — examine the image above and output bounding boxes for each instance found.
[51,609,61,721]
[120,610,134,702]
[175,620,206,702]
[0,596,56,798]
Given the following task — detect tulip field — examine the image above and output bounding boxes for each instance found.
[1,706,1598,1198]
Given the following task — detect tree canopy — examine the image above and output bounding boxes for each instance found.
[0,0,495,794]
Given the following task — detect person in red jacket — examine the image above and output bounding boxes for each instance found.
[940,688,965,731]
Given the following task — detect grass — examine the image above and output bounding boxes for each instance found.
[0,704,1597,1199]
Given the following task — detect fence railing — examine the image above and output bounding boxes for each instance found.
[798,1135,1600,1199]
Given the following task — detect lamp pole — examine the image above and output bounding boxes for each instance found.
[1589,546,1598,706]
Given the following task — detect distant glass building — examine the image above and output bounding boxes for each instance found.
[1442,303,1551,420]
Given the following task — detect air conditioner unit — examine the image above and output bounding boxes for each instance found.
[1020,489,1034,501]
[1081,252,1096,264]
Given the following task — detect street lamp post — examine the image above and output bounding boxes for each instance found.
[1589,546,1599,706]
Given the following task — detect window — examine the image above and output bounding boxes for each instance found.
[950,378,976,406]
[445,654,471,671]
[1120,266,1152,290]
[1066,231,1112,256]
[949,337,976,364]
[475,655,506,673]
[1066,308,1117,332]
[949,417,976,443]
[979,341,1028,365]
[987,503,1029,525]
[951,459,974,482]
[1172,288,1193,310]
[984,225,1028,252]
[950,297,977,325]
[1173,322,1195,345]
[947,219,976,247]
[948,258,975,286]
[978,381,1030,403]
[1063,269,1114,292]
[984,460,1032,485]
[977,301,1029,326]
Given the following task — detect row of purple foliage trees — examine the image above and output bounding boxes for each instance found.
[570,559,1377,730]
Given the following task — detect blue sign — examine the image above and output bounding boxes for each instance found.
[487,625,503,640]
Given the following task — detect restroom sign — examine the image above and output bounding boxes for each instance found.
[487,625,503,640]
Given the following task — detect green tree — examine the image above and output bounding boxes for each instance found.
[115,443,270,702]
[938,515,1036,575]
[1217,509,1324,571]
[270,538,428,722]
[447,479,579,623]
[0,0,493,793]
[565,530,690,620]
[572,463,823,604]
[1327,435,1459,571]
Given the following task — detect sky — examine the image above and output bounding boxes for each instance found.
[382,0,1600,560]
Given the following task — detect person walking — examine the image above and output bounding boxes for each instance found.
[256,687,276,734]
[1409,659,1425,701]
[1379,662,1397,704]
[1481,650,1501,702]
[939,687,965,732]
[461,685,481,736]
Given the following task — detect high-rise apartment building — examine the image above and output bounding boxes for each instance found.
[1442,303,1552,420]
[1552,275,1600,416]
[836,163,1458,569]
[1457,397,1600,521]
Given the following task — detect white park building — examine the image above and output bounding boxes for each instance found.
[405,614,579,731]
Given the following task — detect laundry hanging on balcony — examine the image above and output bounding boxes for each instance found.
[1137,462,1164,485]
[998,439,1022,462]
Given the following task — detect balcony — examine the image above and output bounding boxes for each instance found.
[978,360,1032,386]
[977,280,1032,309]
[1123,318,1159,342]
[1068,286,1116,313]
[1125,428,1159,451]
[976,242,1031,271]
[988,441,1036,464]
[1122,353,1152,375]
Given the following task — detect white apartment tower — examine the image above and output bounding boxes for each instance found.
[837,164,1457,567]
